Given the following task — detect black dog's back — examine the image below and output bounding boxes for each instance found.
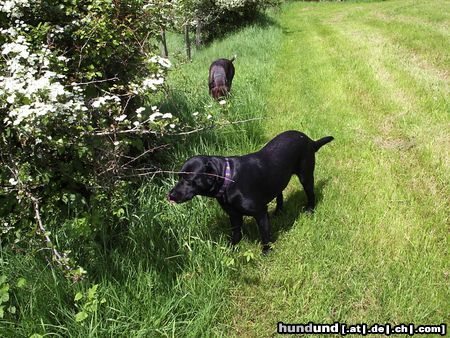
[239,131,333,207]
[259,131,333,161]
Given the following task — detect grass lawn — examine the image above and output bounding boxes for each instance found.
[213,0,449,336]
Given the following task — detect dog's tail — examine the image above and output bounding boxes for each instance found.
[230,54,237,62]
[314,136,334,152]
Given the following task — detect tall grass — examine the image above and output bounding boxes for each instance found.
[0,13,282,337]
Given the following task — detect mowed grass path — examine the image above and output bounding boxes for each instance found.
[217,1,449,336]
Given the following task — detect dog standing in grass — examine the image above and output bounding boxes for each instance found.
[209,56,235,100]
[168,130,334,253]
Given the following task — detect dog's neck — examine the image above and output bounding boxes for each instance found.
[215,158,232,198]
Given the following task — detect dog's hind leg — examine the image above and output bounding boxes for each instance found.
[297,158,316,212]
[255,209,271,254]
[274,193,283,214]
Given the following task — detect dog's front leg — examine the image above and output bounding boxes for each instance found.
[255,209,271,254]
[274,193,283,214]
[229,213,243,245]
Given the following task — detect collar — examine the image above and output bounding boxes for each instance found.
[215,158,232,198]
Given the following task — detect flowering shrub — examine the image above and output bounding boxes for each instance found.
[0,0,179,277]
[177,0,280,44]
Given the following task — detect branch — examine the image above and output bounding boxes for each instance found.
[67,76,119,87]
[175,117,264,136]
[119,170,236,182]
[85,117,264,137]
[27,193,73,273]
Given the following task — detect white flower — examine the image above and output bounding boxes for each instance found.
[91,95,119,108]
[8,178,18,186]
[149,55,171,68]
[6,94,16,103]
[115,114,127,122]
[92,99,103,108]
[192,111,199,116]
[169,124,175,129]
[136,107,146,114]
[219,100,227,105]
[162,113,172,119]
[207,114,212,119]
[133,121,140,127]
[142,77,164,91]
[149,112,163,122]
[113,141,120,146]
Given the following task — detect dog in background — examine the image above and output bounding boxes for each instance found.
[168,130,334,253]
[209,56,235,100]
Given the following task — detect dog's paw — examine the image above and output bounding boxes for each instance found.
[304,206,315,214]
[262,244,272,255]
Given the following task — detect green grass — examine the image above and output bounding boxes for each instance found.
[214,0,449,336]
[1,1,449,336]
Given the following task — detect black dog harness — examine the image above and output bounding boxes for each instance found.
[215,158,232,198]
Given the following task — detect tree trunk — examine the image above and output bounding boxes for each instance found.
[184,23,191,61]
[195,18,202,47]
[160,27,168,57]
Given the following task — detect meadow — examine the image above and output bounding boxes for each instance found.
[1,0,448,336]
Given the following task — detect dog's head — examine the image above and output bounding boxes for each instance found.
[168,156,218,203]
[210,85,229,100]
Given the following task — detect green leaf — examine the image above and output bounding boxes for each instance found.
[113,208,125,218]
[74,292,83,301]
[87,284,98,300]
[8,306,16,314]
[0,275,6,285]
[0,306,4,319]
[29,334,44,338]
[75,310,88,322]
[0,285,10,303]
[17,278,27,288]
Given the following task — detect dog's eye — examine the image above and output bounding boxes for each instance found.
[183,178,195,186]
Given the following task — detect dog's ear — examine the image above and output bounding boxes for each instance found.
[204,159,216,174]
[204,159,220,184]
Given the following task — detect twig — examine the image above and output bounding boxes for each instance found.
[175,117,264,136]
[97,144,170,176]
[88,128,158,137]
[119,170,235,182]
[86,116,264,137]
[27,193,72,272]
[122,144,170,167]
[67,76,119,86]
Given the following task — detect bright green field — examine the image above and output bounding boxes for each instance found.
[215,0,449,336]
[1,1,448,337]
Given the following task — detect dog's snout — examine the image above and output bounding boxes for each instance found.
[167,190,178,203]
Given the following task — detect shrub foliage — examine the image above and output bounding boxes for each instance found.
[0,0,278,278]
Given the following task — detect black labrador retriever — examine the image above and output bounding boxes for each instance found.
[168,130,333,253]
[208,57,235,100]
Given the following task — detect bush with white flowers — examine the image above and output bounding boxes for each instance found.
[0,0,180,276]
